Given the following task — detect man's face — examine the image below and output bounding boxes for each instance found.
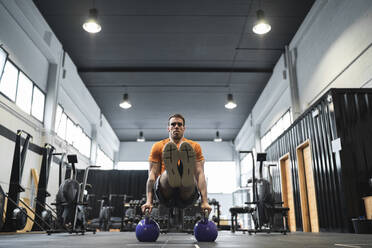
[168,117,185,140]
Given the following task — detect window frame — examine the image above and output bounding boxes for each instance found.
[0,60,20,102]
[261,109,292,151]
[55,103,92,159]
[31,83,46,122]
[0,46,8,82]
[16,71,34,115]
[96,146,114,170]
[0,57,46,124]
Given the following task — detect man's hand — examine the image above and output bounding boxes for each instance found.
[201,201,212,214]
[141,201,153,214]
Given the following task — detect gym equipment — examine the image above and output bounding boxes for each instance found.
[194,209,218,242]
[245,152,289,234]
[230,151,289,234]
[90,194,128,231]
[1,130,32,232]
[135,209,160,242]
[31,144,56,231]
[51,154,99,234]
[209,198,221,229]
[0,186,5,230]
[229,206,255,233]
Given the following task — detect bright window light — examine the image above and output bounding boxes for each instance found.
[57,112,67,140]
[117,162,149,170]
[261,109,292,151]
[282,111,291,131]
[80,133,91,158]
[15,72,33,114]
[66,118,74,145]
[72,125,83,150]
[96,148,114,170]
[204,161,236,193]
[55,105,63,132]
[0,61,18,101]
[0,47,7,81]
[31,86,45,121]
[240,153,253,187]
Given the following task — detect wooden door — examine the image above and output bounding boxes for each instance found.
[297,140,319,232]
[280,153,296,232]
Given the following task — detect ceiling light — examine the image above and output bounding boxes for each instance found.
[252,10,271,35]
[137,131,145,142]
[214,131,222,142]
[119,93,132,109]
[225,93,237,109]
[83,8,102,33]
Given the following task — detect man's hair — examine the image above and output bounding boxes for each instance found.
[168,114,185,126]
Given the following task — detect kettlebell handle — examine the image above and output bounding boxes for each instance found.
[144,208,150,224]
[202,209,210,223]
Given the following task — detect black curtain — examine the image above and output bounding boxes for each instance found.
[77,169,148,218]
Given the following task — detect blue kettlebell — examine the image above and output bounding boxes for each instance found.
[135,209,160,242]
[194,209,218,242]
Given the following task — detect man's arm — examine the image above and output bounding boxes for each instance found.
[194,160,212,212]
[142,161,161,213]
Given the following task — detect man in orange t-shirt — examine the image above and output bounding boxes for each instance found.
[141,114,211,213]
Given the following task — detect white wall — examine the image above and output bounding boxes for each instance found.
[235,55,291,151]
[119,141,234,162]
[292,0,372,109]
[235,0,372,154]
[0,0,60,90]
[0,0,119,207]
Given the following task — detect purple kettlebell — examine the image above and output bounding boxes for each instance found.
[135,209,160,242]
[194,209,218,242]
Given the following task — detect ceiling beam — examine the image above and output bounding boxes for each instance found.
[78,67,273,73]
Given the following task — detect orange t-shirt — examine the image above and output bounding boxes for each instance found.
[148,137,204,174]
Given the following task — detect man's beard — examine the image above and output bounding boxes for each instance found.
[172,132,182,140]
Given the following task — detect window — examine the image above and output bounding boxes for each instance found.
[0,61,18,101]
[0,54,46,122]
[96,147,114,170]
[55,105,63,131]
[57,112,67,140]
[16,72,33,114]
[117,162,148,170]
[31,86,45,121]
[261,109,292,151]
[0,47,7,80]
[65,118,74,145]
[80,133,92,158]
[55,104,92,158]
[240,153,253,187]
[204,161,236,193]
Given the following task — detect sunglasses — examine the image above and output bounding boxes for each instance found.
[170,122,183,127]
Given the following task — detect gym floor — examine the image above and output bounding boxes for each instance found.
[0,231,372,248]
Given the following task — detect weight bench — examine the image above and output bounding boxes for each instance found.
[229,206,255,233]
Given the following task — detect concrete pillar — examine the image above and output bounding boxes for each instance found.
[90,124,98,165]
[285,46,301,120]
[43,61,62,133]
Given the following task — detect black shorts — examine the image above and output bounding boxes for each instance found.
[154,176,200,208]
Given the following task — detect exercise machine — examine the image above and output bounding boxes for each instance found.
[1,130,33,232]
[230,151,289,234]
[50,154,99,234]
[246,152,289,234]
[31,144,56,231]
